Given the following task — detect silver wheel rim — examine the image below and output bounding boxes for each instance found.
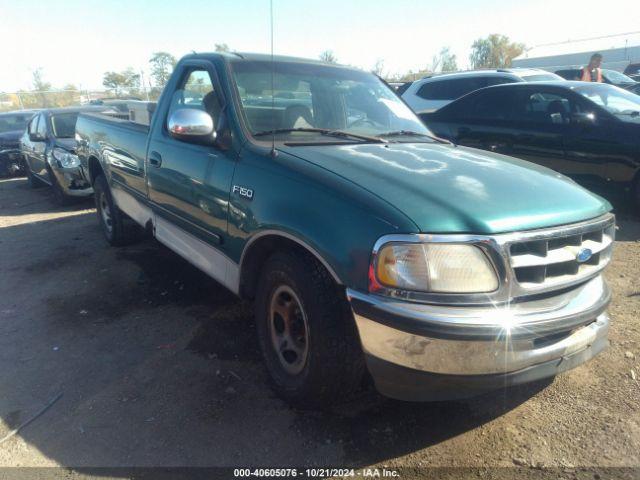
[99,192,113,234]
[268,285,309,375]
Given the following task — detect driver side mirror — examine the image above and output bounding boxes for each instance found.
[168,108,216,144]
[571,112,597,126]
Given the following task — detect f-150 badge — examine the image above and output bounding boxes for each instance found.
[233,185,254,200]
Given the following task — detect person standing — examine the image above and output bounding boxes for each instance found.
[581,53,604,82]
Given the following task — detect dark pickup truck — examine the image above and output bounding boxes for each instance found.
[76,52,614,406]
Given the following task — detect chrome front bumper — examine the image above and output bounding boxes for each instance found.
[348,275,610,400]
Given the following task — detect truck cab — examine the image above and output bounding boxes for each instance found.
[75,53,614,406]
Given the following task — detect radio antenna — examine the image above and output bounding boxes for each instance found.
[270,0,277,157]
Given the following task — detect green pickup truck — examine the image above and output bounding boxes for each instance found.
[75,52,615,406]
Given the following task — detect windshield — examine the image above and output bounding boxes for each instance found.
[574,84,640,121]
[0,113,31,134]
[602,69,635,84]
[231,60,432,143]
[50,112,79,138]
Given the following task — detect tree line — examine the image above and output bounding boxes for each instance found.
[320,34,525,82]
[1,34,524,111]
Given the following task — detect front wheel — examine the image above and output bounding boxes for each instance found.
[48,167,74,206]
[255,251,365,408]
[25,161,44,188]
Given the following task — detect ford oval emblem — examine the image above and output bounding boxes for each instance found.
[576,248,593,263]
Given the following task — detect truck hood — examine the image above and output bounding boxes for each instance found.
[279,143,610,234]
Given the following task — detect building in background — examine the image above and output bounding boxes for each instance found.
[512,32,640,73]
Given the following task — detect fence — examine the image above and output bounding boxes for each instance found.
[0,88,157,112]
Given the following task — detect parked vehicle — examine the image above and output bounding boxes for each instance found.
[395,81,413,95]
[76,53,614,406]
[421,81,640,208]
[401,68,564,114]
[0,110,39,177]
[624,63,640,81]
[20,106,114,204]
[555,68,640,95]
[387,82,405,90]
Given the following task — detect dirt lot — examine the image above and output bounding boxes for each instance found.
[0,176,639,477]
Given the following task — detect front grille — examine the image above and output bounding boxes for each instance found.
[508,217,615,291]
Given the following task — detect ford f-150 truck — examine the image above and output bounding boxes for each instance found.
[75,52,615,406]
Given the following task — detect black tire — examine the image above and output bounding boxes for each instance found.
[25,162,44,188]
[634,176,640,213]
[48,166,74,206]
[255,251,365,408]
[93,174,138,246]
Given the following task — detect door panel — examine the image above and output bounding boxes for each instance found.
[23,115,46,178]
[146,63,236,250]
[31,114,49,179]
[509,124,566,172]
[455,121,516,154]
[147,137,235,244]
[564,120,637,191]
[446,89,518,155]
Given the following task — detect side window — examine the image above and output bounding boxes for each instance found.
[624,63,640,76]
[28,116,39,135]
[417,80,449,100]
[467,90,515,121]
[556,70,581,81]
[437,94,476,120]
[417,77,487,101]
[511,90,577,125]
[36,115,47,137]
[451,78,486,98]
[167,68,220,126]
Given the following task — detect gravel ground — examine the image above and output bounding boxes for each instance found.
[0,177,638,478]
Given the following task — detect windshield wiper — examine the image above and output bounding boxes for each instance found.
[618,110,640,117]
[378,130,452,144]
[252,127,387,144]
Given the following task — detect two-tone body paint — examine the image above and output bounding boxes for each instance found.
[75,53,612,297]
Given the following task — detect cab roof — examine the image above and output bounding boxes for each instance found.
[181,51,354,68]
[486,80,611,89]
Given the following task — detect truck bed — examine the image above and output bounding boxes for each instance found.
[76,112,150,195]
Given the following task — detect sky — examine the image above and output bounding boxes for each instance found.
[0,0,639,92]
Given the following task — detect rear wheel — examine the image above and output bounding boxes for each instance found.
[93,174,139,246]
[634,176,640,212]
[255,251,365,408]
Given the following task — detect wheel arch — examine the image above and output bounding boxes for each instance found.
[238,230,343,300]
[87,155,104,185]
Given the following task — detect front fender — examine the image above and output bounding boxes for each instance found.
[226,146,418,291]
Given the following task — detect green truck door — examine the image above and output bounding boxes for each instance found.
[146,62,236,248]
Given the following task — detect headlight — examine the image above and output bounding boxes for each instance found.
[52,148,80,168]
[372,242,498,293]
